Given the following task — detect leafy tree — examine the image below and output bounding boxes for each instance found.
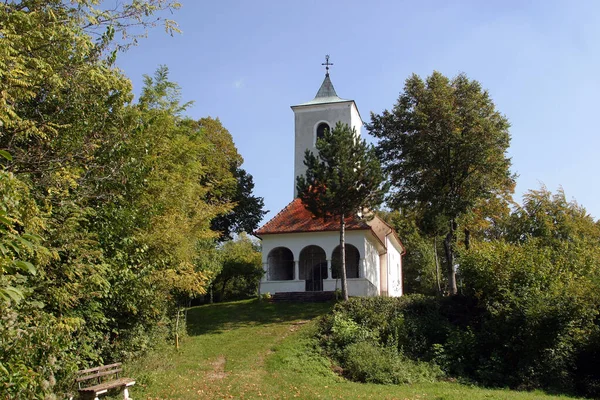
[0,2,184,397]
[459,188,600,393]
[380,210,440,295]
[211,167,267,240]
[505,186,598,246]
[89,67,236,351]
[296,122,386,301]
[0,164,49,304]
[213,233,263,301]
[369,71,514,294]
[198,117,267,240]
[1,0,180,173]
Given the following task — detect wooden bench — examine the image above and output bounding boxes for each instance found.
[75,362,135,400]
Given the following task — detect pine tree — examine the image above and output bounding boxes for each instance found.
[296,122,386,301]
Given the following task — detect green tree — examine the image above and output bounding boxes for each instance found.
[90,67,237,347]
[369,71,514,294]
[211,167,267,240]
[197,117,267,241]
[459,188,600,393]
[296,122,386,301]
[0,164,49,304]
[213,233,263,301]
[0,2,182,397]
[380,210,440,295]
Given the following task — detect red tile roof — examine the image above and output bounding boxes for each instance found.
[254,198,371,236]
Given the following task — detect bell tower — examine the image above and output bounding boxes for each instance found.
[290,56,363,197]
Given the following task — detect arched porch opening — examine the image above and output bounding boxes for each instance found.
[267,247,294,280]
[299,245,327,291]
[331,244,360,279]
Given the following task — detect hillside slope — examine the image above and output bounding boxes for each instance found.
[126,300,584,399]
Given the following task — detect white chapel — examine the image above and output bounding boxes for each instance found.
[255,59,404,298]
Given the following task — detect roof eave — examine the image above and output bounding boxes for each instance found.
[290,99,355,109]
[255,226,371,236]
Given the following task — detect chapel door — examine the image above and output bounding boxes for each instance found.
[305,262,327,292]
[300,246,327,292]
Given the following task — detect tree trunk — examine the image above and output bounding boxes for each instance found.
[464,228,471,250]
[220,278,229,302]
[434,236,441,295]
[444,220,457,295]
[175,305,181,349]
[340,214,349,301]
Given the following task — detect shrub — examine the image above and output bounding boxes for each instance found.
[343,341,442,385]
[460,238,600,393]
[318,296,448,386]
[330,313,374,348]
[323,295,453,361]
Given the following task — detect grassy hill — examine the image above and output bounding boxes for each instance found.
[125,299,584,399]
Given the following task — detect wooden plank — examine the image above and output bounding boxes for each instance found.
[78,378,135,393]
[77,362,121,375]
[76,368,122,383]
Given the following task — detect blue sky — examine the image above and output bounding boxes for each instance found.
[116,0,600,225]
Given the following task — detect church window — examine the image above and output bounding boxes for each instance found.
[316,122,330,141]
[267,247,294,280]
[331,244,360,279]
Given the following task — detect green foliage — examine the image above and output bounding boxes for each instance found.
[321,189,600,398]
[297,122,386,222]
[129,300,581,400]
[0,3,263,398]
[193,116,266,241]
[342,341,398,384]
[343,341,442,385]
[296,122,386,300]
[330,313,375,349]
[319,296,450,386]
[213,233,263,301]
[0,170,49,304]
[211,167,267,241]
[369,71,515,294]
[380,210,440,295]
[457,188,600,394]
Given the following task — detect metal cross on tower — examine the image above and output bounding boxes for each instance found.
[322,55,333,76]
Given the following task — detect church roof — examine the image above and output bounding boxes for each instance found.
[254,198,371,236]
[315,74,339,98]
[254,198,405,254]
[293,74,352,106]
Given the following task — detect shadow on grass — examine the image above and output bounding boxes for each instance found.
[186,299,334,336]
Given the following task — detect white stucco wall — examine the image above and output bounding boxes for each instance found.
[350,102,363,138]
[259,230,381,296]
[386,236,403,297]
[261,230,364,263]
[363,235,381,295]
[260,280,304,294]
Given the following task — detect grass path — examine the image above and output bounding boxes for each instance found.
[126,300,584,400]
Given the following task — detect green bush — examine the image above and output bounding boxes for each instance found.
[460,238,600,394]
[330,313,375,347]
[343,341,442,385]
[318,296,449,386]
[343,342,398,384]
[322,295,454,361]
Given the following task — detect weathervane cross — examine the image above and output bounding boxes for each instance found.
[322,55,333,76]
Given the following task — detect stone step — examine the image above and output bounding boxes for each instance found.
[271,291,336,303]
